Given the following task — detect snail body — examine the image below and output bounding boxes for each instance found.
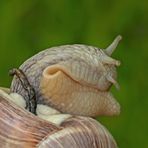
[11,35,121,117]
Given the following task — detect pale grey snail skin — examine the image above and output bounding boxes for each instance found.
[10,35,122,117]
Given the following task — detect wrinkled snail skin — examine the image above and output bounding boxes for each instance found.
[40,67,120,117]
[10,35,121,117]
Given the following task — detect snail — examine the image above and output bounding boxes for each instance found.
[0,35,122,148]
[10,35,122,117]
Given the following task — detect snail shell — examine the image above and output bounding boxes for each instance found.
[11,36,121,117]
[0,91,118,148]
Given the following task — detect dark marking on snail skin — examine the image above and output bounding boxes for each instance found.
[9,68,37,115]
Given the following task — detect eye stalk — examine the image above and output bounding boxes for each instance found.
[105,35,122,56]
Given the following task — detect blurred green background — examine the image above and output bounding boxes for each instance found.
[0,0,147,147]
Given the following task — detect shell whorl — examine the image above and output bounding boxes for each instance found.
[0,91,118,148]
[11,38,121,117]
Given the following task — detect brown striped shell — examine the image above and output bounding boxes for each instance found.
[0,90,118,148]
[11,36,121,117]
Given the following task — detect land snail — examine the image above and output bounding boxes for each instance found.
[0,35,122,148]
